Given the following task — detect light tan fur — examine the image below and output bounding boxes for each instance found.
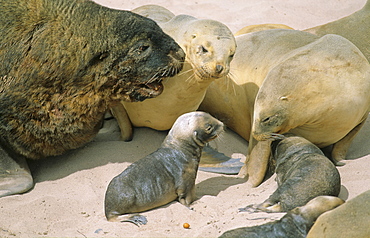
[200,29,370,186]
[305,0,370,62]
[111,6,236,140]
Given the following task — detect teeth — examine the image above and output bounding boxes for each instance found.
[146,81,162,91]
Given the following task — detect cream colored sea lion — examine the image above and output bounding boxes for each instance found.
[249,33,370,186]
[200,29,318,143]
[104,112,224,224]
[240,134,341,213]
[110,5,236,140]
[130,4,175,24]
[234,23,293,36]
[0,0,184,197]
[307,189,370,238]
[200,29,370,186]
[219,196,344,238]
[305,0,370,62]
[200,30,319,142]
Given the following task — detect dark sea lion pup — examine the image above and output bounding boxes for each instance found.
[219,196,344,238]
[240,134,341,213]
[104,111,224,224]
[0,0,185,197]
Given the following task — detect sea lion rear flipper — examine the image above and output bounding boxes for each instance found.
[0,148,33,197]
[331,118,366,165]
[199,145,244,175]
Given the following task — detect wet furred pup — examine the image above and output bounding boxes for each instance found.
[0,0,184,197]
[241,134,341,213]
[104,111,224,224]
[220,196,344,238]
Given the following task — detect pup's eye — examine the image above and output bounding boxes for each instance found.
[205,124,213,133]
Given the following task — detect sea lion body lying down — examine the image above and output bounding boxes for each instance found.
[0,0,184,197]
[104,112,224,223]
[305,0,370,62]
[241,134,341,213]
[242,31,370,186]
[219,196,344,238]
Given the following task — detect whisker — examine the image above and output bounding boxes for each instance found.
[268,133,286,141]
[145,73,159,85]
[185,73,196,83]
[176,68,194,77]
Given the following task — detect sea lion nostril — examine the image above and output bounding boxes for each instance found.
[216,64,223,74]
[171,48,186,62]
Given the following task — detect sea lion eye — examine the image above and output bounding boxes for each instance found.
[139,45,149,51]
[136,44,150,55]
[205,124,213,133]
[262,117,271,123]
[229,53,235,58]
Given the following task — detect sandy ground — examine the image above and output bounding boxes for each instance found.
[1,0,369,237]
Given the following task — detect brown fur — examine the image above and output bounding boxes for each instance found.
[0,0,184,159]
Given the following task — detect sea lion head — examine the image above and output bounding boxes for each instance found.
[8,1,185,103]
[94,9,185,102]
[182,19,236,80]
[252,92,290,141]
[166,111,225,147]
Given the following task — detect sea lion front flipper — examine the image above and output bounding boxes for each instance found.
[331,118,366,165]
[110,102,133,142]
[121,214,148,226]
[199,145,244,175]
[0,148,33,197]
[243,140,272,187]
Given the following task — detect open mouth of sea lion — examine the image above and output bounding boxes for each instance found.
[130,80,164,102]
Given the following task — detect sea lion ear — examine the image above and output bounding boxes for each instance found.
[191,34,197,39]
[279,96,288,101]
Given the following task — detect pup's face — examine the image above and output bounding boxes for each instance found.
[170,111,224,147]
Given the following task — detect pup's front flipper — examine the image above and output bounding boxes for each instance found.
[121,214,148,226]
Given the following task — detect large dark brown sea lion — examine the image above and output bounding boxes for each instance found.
[0,0,185,197]
[104,111,224,224]
[240,134,341,213]
[219,196,344,238]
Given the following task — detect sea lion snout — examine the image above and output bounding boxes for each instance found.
[169,46,186,64]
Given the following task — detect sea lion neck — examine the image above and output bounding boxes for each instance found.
[162,135,202,159]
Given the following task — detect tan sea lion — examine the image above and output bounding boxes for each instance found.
[248,33,370,186]
[104,111,224,224]
[307,189,370,238]
[240,134,341,213]
[200,29,370,186]
[305,0,370,62]
[110,5,236,140]
[219,196,344,238]
[234,23,293,36]
[130,4,175,24]
[200,29,319,143]
[0,0,185,197]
